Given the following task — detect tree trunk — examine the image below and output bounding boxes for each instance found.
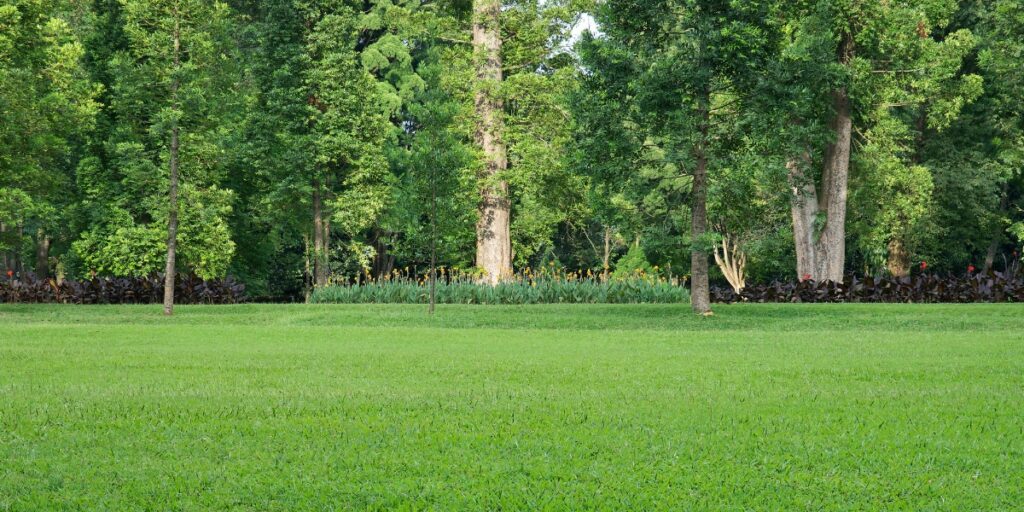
[983,182,1010,272]
[163,10,181,316]
[788,34,854,283]
[788,153,818,280]
[816,85,853,282]
[886,239,910,277]
[1,222,7,272]
[312,178,328,288]
[14,222,24,274]
[690,92,712,315]
[602,225,612,282]
[473,0,511,285]
[35,228,50,277]
[303,235,312,303]
[371,230,396,278]
[323,216,331,283]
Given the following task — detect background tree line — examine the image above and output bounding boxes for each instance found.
[1,0,1021,313]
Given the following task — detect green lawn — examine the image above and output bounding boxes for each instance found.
[2,304,1023,510]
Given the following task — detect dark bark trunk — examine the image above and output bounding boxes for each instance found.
[35,228,50,277]
[1,222,7,272]
[371,230,396,278]
[690,91,712,315]
[163,9,181,316]
[14,222,24,274]
[303,235,312,303]
[473,0,512,285]
[983,182,1010,272]
[162,121,180,314]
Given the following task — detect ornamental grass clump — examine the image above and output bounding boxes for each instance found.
[310,267,689,305]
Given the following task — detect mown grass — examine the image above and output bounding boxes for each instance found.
[1,304,1023,510]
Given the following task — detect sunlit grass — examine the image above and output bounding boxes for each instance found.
[2,304,1022,509]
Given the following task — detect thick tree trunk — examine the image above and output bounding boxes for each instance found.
[788,153,818,280]
[816,86,853,282]
[163,12,181,316]
[690,94,712,315]
[789,34,854,283]
[887,239,910,277]
[35,228,50,277]
[473,0,512,285]
[312,178,328,288]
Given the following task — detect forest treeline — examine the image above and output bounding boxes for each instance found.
[1,0,1021,311]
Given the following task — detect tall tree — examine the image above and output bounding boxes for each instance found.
[775,0,978,281]
[79,0,242,314]
[0,0,100,277]
[473,0,512,284]
[582,0,774,314]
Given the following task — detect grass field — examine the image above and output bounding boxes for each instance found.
[2,304,1023,510]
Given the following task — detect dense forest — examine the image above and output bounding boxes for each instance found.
[1,0,1022,310]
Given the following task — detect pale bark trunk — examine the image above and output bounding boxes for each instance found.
[788,34,854,283]
[473,0,511,285]
[817,85,852,282]
[690,92,712,315]
[163,9,181,316]
[788,153,818,280]
[312,178,328,288]
[713,234,746,294]
[35,228,50,277]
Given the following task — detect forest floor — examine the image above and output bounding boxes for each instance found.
[2,304,1023,509]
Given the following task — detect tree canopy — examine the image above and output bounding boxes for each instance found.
[1,0,1021,307]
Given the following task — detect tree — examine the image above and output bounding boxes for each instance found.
[472,0,512,284]
[581,0,775,314]
[88,0,241,314]
[773,0,979,281]
[0,0,100,277]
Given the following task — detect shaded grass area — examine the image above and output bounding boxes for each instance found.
[2,302,1022,331]
[2,304,1023,510]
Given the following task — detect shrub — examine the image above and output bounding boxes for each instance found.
[711,272,1024,304]
[0,273,246,305]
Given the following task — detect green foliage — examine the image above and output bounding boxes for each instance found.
[312,267,687,304]
[1,0,1022,290]
[610,243,654,279]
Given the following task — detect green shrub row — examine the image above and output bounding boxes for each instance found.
[311,278,689,305]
